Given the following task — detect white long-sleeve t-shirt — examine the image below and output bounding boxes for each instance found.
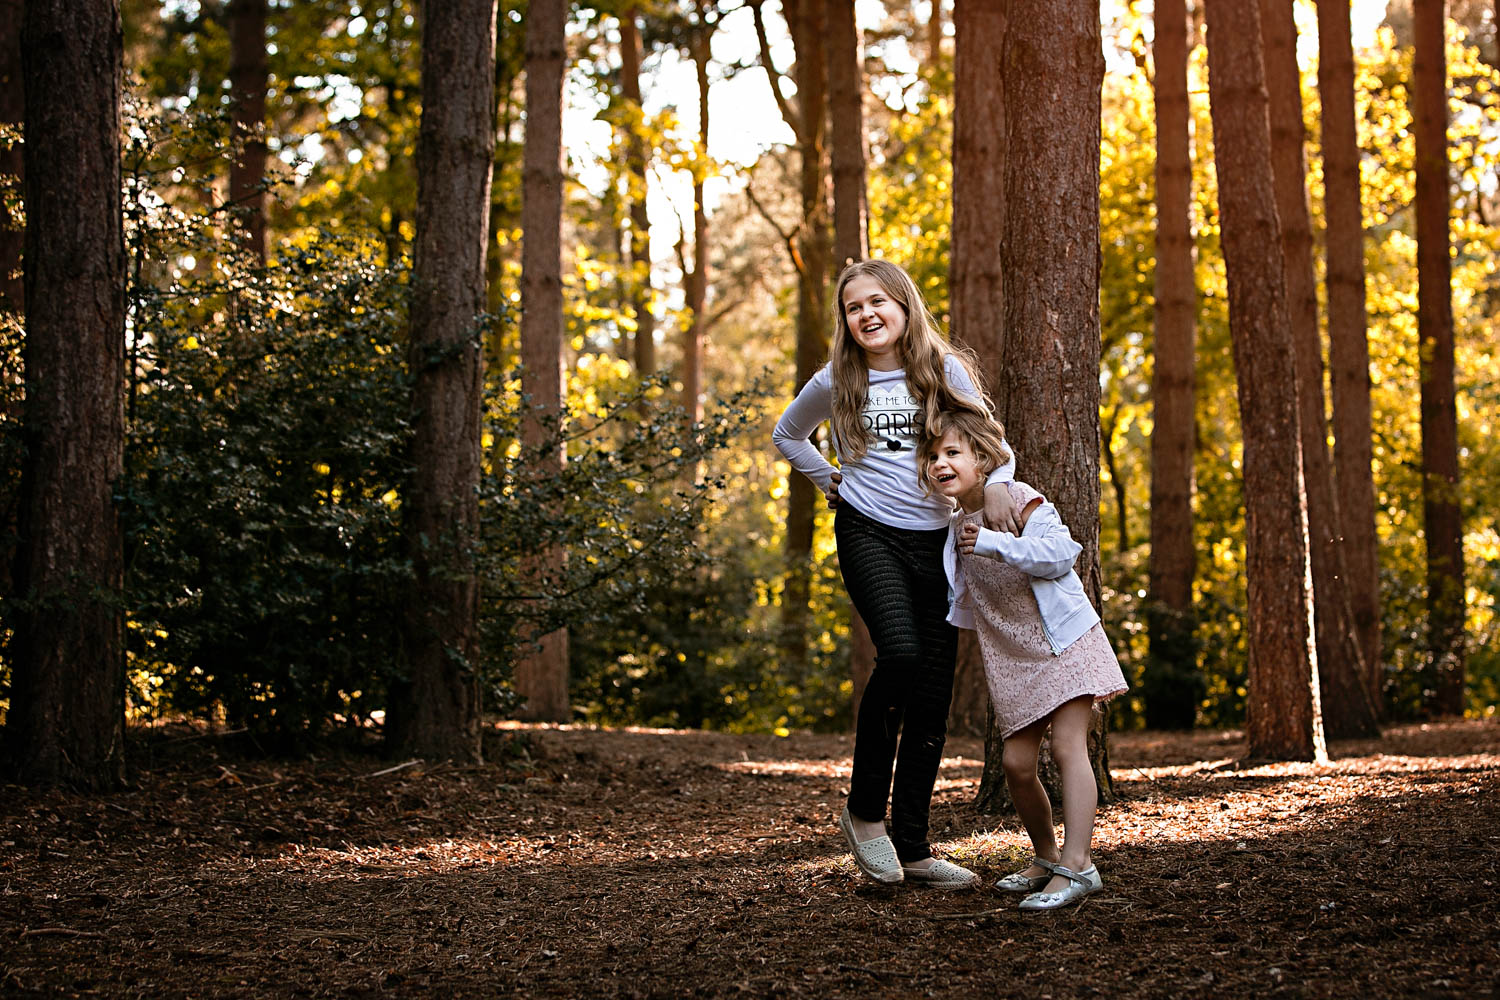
[772,355,1014,531]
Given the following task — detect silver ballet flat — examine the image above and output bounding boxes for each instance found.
[995,857,1057,893]
[1018,863,1102,911]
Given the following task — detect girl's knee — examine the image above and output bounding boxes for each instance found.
[1003,745,1038,783]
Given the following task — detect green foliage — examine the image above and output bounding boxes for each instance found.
[123,233,415,743]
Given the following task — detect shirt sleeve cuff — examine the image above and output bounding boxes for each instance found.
[972,525,1006,560]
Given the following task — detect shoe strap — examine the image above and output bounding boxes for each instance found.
[1048,864,1093,887]
[1032,857,1058,873]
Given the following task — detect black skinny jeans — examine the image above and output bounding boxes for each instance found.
[835,501,958,863]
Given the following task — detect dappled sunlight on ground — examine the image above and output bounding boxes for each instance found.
[3,718,1497,997]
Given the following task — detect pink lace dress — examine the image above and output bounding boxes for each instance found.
[960,497,1127,738]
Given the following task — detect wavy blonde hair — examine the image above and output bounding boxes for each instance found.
[829,259,993,462]
[916,408,1013,497]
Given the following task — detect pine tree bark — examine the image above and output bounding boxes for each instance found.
[620,9,655,375]
[1412,0,1466,716]
[0,0,24,604]
[753,0,830,676]
[950,0,1006,387]
[6,0,126,789]
[1204,0,1326,762]
[825,0,878,723]
[514,0,571,722]
[680,1,711,426]
[1261,0,1379,739]
[1144,0,1200,730]
[0,0,21,317]
[975,0,1112,809]
[949,0,1007,739]
[395,0,496,762]
[1316,0,1384,714]
[227,0,268,260]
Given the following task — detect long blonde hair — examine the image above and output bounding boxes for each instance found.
[916,408,1012,497]
[829,260,993,461]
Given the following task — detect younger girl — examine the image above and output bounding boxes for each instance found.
[773,259,1018,889]
[919,408,1128,910]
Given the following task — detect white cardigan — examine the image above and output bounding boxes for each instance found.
[943,487,1100,655]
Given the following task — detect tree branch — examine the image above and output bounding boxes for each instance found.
[749,0,802,142]
[743,175,805,278]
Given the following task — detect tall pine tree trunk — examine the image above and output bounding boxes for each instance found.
[680,1,711,426]
[395,0,496,762]
[514,0,571,722]
[976,0,1112,809]
[0,0,20,318]
[1145,0,1200,730]
[1260,0,1378,739]
[825,0,878,722]
[1412,0,1466,716]
[0,0,24,604]
[6,0,126,789]
[949,0,1008,740]
[753,0,830,676]
[1316,0,1384,714]
[227,0,268,260]
[620,8,654,375]
[1204,0,1325,763]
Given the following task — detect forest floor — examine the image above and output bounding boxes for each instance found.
[2,718,1498,999]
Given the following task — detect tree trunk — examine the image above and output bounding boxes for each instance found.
[514,0,571,722]
[826,0,878,728]
[227,0,268,260]
[975,0,1112,811]
[827,0,867,272]
[928,0,944,64]
[6,0,126,789]
[395,0,496,762]
[0,0,21,317]
[950,0,1006,390]
[1412,0,1466,716]
[620,8,654,375]
[680,1,711,426]
[1101,403,1128,556]
[754,0,830,676]
[1203,0,1326,763]
[949,0,1007,742]
[1316,0,1384,715]
[1145,0,1201,731]
[1261,0,1379,740]
[0,0,24,604]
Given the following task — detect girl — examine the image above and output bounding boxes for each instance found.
[919,408,1128,910]
[773,259,1018,889]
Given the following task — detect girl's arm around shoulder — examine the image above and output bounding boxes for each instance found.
[772,366,837,490]
[967,499,1082,579]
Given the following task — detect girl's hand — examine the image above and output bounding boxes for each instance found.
[959,521,980,555]
[983,482,1020,534]
[824,471,842,509]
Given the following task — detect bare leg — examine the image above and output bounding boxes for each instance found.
[1002,717,1058,879]
[848,811,887,843]
[1041,696,1098,893]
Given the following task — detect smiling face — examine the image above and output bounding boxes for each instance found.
[925,428,987,512]
[840,275,908,370]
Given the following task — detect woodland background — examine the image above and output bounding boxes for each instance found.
[2,0,1500,789]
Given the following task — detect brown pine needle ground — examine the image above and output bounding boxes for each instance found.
[2,719,1497,997]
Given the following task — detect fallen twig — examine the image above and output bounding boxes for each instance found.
[355,760,422,781]
[20,927,106,940]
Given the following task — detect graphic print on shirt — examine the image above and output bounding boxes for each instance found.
[862,384,922,454]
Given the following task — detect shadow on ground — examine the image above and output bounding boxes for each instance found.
[2,720,1497,998]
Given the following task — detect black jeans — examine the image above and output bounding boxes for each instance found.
[835,501,958,863]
